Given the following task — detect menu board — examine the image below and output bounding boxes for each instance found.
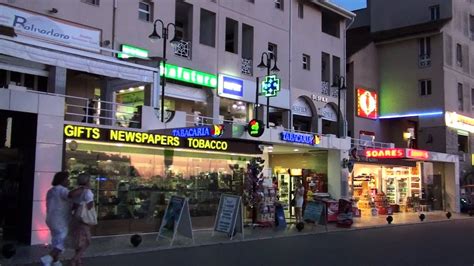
[303,201,326,225]
[214,194,240,233]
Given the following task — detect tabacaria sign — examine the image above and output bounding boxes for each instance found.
[280,131,321,146]
[0,4,101,51]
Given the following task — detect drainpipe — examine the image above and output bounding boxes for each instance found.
[111,0,117,51]
[342,16,355,138]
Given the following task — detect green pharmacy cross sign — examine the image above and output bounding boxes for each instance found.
[261,75,281,97]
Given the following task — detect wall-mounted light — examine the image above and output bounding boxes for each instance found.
[403,132,411,140]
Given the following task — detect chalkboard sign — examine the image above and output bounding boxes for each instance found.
[303,201,326,225]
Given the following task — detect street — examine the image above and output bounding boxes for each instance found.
[79,219,474,266]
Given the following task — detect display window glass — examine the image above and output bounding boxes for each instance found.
[219,98,249,124]
[65,140,252,235]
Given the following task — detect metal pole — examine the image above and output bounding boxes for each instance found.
[255,77,259,120]
[161,28,167,123]
[266,57,270,129]
[337,77,341,138]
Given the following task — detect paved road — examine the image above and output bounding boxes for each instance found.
[54,219,474,266]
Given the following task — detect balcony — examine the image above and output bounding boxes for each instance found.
[418,54,431,68]
[241,58,253,76]
[173,40,192,60]
[321,81,330,96]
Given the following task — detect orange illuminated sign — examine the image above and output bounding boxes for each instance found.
[357,88,378,119]
[365,148,429,160]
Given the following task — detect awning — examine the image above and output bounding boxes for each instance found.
[0,36,157,83]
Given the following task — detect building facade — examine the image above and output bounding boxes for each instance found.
[0,0,354,245]
[346,0,468,215]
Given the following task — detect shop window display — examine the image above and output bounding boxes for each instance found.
[65,141,250,236]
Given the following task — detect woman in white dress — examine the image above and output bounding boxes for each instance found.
[41,172,84,266]
[295,181,305,223]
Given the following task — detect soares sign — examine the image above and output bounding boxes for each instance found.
[365,148,429,160]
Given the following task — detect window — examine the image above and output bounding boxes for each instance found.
[225,18,238,53]
[332,55,340,84]
[322,11,340,38]
[275,0,284,10]
[471,88,474,106]
[138,2,152,22]
[458,134,469,153]
[200,9,216,47]
[458,83,464,111]
[430,5,440,20]
[321,52,330,82]
[242,24,254,60]
[268,42,278,60]
[470,15,474,40]
[419,37,431,57]
[456,43,463,67]
[302,54,310,70]
[419,80,432,95]
[81,0,99,6]
[175,1,193,41]
[298,2,304,18]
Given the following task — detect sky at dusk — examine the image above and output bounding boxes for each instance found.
[330,0,367,11]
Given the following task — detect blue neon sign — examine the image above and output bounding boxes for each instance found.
[171,125,224,138]
[218,75,244,98]
[280,131,320,146]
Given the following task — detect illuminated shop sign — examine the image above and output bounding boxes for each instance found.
[247,119,265,137]
[261,75,281,97]
[160,63,217,88]
[445,112,474,133]
[171,125,224,138]
[218,75,244,98]
[365,148,429,160]
[64,124,231,151]
[280,131,321,146]
[357,88,378,119]
[117,44,149,59]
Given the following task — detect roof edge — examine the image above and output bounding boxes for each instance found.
[311,0,356,19]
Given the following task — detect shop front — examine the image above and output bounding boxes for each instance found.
[350,148,460,216]
[63,124,261,235]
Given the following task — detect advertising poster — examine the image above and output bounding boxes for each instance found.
[159,196,185,239]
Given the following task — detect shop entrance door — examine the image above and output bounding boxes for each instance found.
[0,111,37,244]
[430,174,444,210]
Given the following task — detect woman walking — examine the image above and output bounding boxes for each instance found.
[41,172,84,266]
[71,173,96,266]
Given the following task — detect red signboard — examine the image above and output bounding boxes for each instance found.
[406,149,429,160]
[365,148,429,160]
[365,148,405,159]
[357,88,378,119]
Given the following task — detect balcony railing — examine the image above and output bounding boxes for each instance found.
[241,58,253,76]
[350,138,394,149]
[173,40,192,59]
[418,54,431,68]
[321,81,330,96]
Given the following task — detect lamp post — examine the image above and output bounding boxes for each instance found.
[257,52,280,128]
[333,75,346,138]
[149,19,180,123]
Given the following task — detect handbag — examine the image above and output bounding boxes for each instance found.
[77,203,98,225]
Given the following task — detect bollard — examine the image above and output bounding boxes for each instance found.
[130,234,142,247]
[419,213,425,221]
[386,215,393,224]
[446,212,452,219]
[296,222,304,232]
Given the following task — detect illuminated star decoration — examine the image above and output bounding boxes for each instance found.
[261,75,281,97]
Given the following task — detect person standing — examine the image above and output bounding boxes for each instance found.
[41,172,84,266]
[295,181,305,223]
[71,173,95,266]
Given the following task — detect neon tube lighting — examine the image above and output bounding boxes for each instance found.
[379,111,443,119]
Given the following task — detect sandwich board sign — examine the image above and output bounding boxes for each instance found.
[303,201,328,231]
[213,194,244,240]
[156,195,194,246]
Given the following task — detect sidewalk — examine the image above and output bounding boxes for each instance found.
[2,211,472,265]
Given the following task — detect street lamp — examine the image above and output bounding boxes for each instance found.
[332,75,346,138]
[257,52,280,128]
[149,19,180,122]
